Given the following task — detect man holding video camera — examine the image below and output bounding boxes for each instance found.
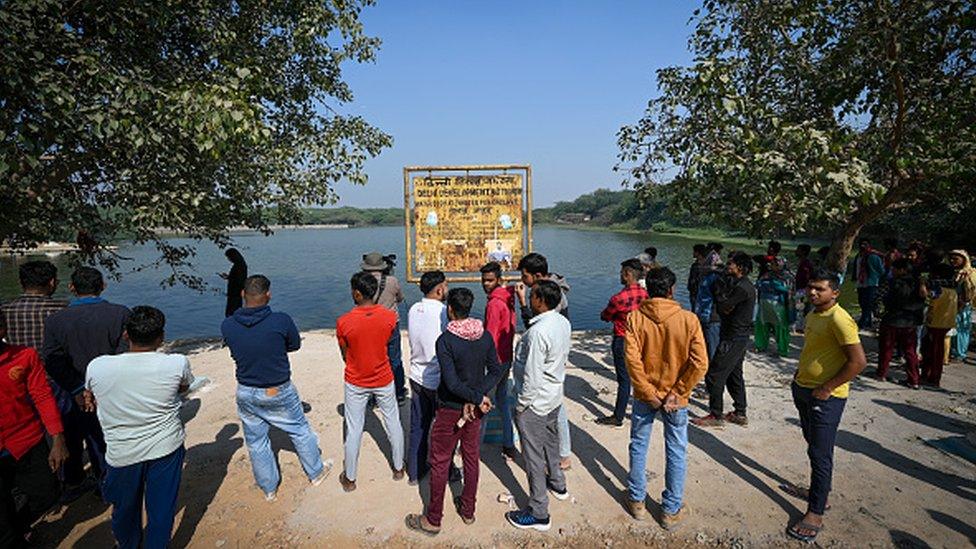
[361,252,407,404]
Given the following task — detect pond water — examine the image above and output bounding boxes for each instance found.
[0,226,766,340]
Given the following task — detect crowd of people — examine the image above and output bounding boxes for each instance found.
[0,235,972,547]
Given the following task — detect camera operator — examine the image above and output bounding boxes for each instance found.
[361,252,407,404]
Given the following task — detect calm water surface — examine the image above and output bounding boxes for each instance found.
[0,227,764,340]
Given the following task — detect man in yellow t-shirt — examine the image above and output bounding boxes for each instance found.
[787,269,866,544]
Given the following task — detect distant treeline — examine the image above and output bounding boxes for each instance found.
[532,188,711,233]
[294,207,403,227]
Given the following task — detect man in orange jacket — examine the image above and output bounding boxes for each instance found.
[624,267,708,530]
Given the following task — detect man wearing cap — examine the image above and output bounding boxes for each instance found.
[361,252,407,403]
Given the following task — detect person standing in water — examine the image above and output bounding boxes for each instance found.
[222,248,248,317]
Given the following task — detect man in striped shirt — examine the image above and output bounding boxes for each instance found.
[597,258,649,427]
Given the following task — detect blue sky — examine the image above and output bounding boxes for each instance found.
[332,1,700,208]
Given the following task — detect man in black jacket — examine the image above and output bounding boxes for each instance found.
[405,288,506,536]
[42,267,130,494]
[874,258,925,388]
[693,253,756,428]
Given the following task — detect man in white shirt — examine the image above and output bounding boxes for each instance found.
[506,280,572,532]
[406,271,448,485]
[84,306,193,549]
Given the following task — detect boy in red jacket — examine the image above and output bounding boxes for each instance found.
[0,313,69,546]
[480,261,517,459]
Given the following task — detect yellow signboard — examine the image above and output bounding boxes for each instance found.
[403,166,532,282]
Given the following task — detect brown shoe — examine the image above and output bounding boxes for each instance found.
[393,467,406,481]
[405,513,441,536]
[690,414,724,428]
[339,471,356,492]
[454,496,475,525]
[723,412,748,426]
[626,499,646,521]
[559,456,572,470]
[660,506,687,530]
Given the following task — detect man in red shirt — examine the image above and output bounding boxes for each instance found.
[481,261,517,460]
[0,313,69,547]
[336,272,406,492]
[597,258,649,427]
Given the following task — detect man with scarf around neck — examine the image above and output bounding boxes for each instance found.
[42,267,130,496]
[506,280,571,532]
[405,288,505,535]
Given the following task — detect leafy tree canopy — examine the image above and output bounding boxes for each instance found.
[618,0,975,270]
[1,0,391,287]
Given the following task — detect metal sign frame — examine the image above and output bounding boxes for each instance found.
[403,164,533,283]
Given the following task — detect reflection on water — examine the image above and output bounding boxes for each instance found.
[0,227,763,340]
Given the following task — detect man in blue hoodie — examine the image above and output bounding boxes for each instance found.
[221,275,329,501]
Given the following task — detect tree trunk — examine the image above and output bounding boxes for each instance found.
[826,219,864,276]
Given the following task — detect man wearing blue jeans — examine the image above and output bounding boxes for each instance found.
[623,268,707,529]
[597,259,648,427]
[85,306,192,548]
[222,275,329,501]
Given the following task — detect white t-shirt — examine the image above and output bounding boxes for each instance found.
[407,298,447,389]
[85,352,194,467]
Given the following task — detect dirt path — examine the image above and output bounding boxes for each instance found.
[35,330,976,548]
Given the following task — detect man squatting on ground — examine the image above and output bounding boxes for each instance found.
[624,267,708,529]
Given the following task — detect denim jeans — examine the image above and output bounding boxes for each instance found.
[610,335,631,420]
[702,320,721,363]
[479,367,515,448]
[102,446,185,549]
[791,383,846,515]
[557,402,571,458]
[407,380,437,482]
[951,304,972,359]
[387,321,406,399]
[236,381,325,494]
[702,320,722,362]
[627,400,688,515]
[857,286,878,328]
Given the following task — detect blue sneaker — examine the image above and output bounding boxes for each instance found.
[506,510,551,531]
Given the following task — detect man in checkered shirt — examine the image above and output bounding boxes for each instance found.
[597,258,649,428]
[1,261,68,350]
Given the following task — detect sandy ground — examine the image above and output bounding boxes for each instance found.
[32,329,976,548]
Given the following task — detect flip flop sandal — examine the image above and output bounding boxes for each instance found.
[779,483,831,511]
[404,513,440,537]
[787,521,822,543]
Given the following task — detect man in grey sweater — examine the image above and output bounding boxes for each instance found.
[506,280,571,532]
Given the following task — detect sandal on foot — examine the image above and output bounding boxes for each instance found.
[405,513,440,537]
[787,521,822,543]
[779,484,830,511]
